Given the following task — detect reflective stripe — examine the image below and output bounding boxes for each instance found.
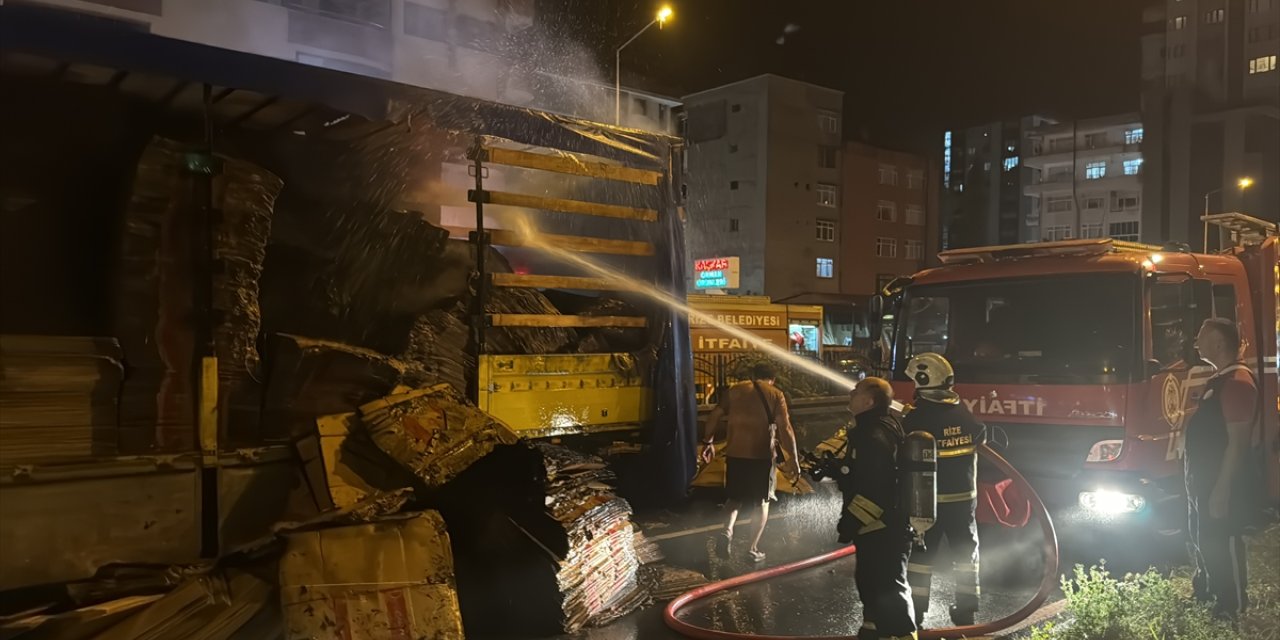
[912,585,931,597]
[938,445,976,458]
[861,621,877,630]
[938,490,977,503]
[956,584,981,595]
[907,562,933,574]
[859,520,887,534]
[847,501,877,525]
[852,494,884,519]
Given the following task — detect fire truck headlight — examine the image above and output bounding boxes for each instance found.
[1085,439,1124,463]
[1079,490,1147,514]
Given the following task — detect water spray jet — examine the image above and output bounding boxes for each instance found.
[510,215,861,392]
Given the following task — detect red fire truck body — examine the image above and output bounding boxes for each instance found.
[884,217,1277,532]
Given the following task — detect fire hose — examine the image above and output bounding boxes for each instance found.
[664,443,1059,640]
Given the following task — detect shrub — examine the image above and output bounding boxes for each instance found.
[1031,563,1234,640]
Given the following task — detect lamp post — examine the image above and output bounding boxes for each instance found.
[1202,177,1254,252]
[616,5,672,125]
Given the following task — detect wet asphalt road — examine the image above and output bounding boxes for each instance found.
[541,482,1057,640]
[475,480,1188,640]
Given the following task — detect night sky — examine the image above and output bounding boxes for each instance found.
[538,0,1144,152]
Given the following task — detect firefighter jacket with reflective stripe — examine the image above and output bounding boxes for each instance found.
[904,399,986,500]
[840,406,908,533]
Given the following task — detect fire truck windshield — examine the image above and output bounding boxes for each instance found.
[895,274,1140,385]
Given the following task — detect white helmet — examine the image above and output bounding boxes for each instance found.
[907,352,959,404]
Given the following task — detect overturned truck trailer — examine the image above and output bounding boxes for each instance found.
[0,3,696,594]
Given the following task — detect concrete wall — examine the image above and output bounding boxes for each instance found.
[683,76,772,295]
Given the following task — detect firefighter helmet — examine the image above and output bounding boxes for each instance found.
[907,352,959,404]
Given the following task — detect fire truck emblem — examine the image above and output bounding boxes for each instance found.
[1161,374,1184,428]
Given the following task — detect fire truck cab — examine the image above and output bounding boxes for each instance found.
[879,214,1278,537]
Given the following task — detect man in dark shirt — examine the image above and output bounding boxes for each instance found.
[837,377,917,640]
[902,352,986,627]
[1185,318,1259,621]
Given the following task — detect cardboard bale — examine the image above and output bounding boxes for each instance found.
[279,511,463,640]
[0,335,122,464]
[295,412,418,512]
[358,384,518,488]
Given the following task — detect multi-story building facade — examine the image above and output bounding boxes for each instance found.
[683,74,844,300]
[21,0,537,105]
[1141,0,1280,247]
[841,142,937,296]
[832,142,938,346]
[1022,113,1147,242]
[939,116,1050,249]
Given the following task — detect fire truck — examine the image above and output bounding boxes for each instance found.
[874,213,1278,536]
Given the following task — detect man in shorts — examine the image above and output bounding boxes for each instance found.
[700,363,802,563]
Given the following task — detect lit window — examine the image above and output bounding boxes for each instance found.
[819,146,839,169]
[1173,15,1187,29]
[1081,223,1104,239]
[879,164,899,186]
[1086,161,1107,180]
[1003,156,1020,171]
[1123,158,1144,175]
[907,170,924,189]
[818,111,840,134]
[1249,55,1278,74]
[816,183,838,207]
[877,201,897,222]
[875,237,897,258]
[905,239,923,260]
[1044,225,1074,241]
[1125,128,1144,144]
[1205,8,1225,23]
[1046,196,1074,213]
[816,257,834,279]
[905,205,925,226]
[816,219,836,242]
[1109,221,1141,241]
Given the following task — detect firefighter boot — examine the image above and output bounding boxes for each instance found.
[948,604,975,626]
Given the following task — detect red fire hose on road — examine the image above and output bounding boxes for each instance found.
[664,444,1060,640]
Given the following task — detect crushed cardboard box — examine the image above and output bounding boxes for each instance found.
[279,510,463,640]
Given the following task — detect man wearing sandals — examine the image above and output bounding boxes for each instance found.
[700,363,802,563]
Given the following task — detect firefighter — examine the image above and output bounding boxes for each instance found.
[903,352,986,627]
[838,377,917,640]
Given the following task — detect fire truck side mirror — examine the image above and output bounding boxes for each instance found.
[869,294,884,319]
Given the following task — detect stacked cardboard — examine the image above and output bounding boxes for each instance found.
[535,444,642,631]
[0,335,122,464]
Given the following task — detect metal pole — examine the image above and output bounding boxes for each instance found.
[615,20,656,126]
[472,138,487,403]
[1203,192,1210,252]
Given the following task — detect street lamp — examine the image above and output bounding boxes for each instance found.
[615,5,673,125]
[1202,177,1255,251]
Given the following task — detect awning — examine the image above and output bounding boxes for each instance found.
[772,292,870,306]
